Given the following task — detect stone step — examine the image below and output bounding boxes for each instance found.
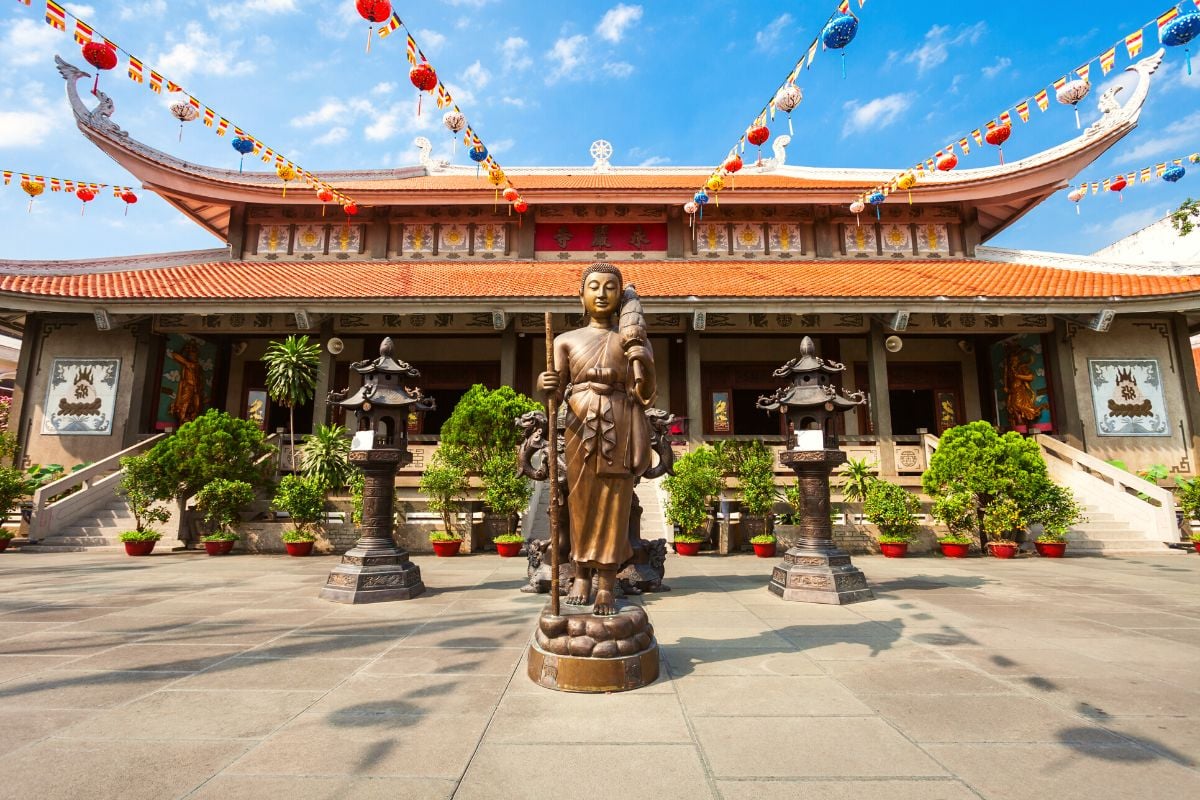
[1067,527,1146,541]
[1067,539,1175,553]
[1073,521,1143,533]
[36,535,119,547]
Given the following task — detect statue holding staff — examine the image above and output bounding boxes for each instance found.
[538,263,656,616]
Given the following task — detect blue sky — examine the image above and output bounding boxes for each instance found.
[0,0,1197,260]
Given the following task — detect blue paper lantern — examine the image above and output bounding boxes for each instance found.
[1163,12,1200,75]
[821,13,859,78]
[867,190,885,219]
[468,144,488,177]
[231,136,254,173]
[1163,164,1186,183]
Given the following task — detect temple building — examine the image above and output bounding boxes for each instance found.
[2,52,1199,551]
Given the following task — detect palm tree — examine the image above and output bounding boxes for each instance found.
[263,334,322,471]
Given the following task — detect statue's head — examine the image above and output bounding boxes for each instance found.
[579,262,623,320]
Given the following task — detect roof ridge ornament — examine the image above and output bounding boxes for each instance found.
[56,55,127,139]
[1086,48,1164,139]
[590,139,613,173]
[414,136,449,173]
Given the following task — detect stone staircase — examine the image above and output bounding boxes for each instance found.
[522,476,671,542]
[20,498,180,553]
[1064,504,1177,555]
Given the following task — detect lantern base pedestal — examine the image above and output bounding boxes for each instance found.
[526,602,660,693]
[319,543,425,604]
[768,544,874,605]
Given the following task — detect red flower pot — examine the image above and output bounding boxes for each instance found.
[989,543,1018,559]
[1035,541,1067,558]
[939,542,970,558]
[285,541,314,557]
[880,542,909,558]
[495,541,523,558]
[123,540,156,556]
[432,539,462,557]
[751,541,777,558]
[1192,539,1200,554]
[203,540,235,556]
[674,541,701,556]
[0,538,11,552]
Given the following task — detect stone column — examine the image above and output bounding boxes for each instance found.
[685,329,703,446]
[319,448,425,603]
[1047,319,1085,449]
[866,321,896,475]
[500,326,517,388]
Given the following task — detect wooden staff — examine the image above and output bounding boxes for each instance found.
[545,312,561,617]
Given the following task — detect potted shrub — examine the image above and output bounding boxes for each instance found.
[300,423,354,491]
[922,421,1052,553]
[983,495,1023,559]
[1176,477,1200,553]
[748,532,777,558]
[272,474,326,556]
[776,481,803,547]
[734,440,778,549]
[1028,481,1084,558]
[863,479,920,557]
[931,491,976,558]
[481,452,533,550]
[419,446,469,557]
[194,478,255,555]
[834,456,876,533]
[116,453,173,557]
[663,446,723,555]
[492,533,525,557]
[438,384,541,544]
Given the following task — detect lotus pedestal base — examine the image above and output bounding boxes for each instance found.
[527,601,659,693]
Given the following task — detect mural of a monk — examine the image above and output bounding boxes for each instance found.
[168,340,204,426]
[538,263,656,616]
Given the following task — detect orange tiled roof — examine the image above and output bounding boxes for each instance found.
[2,259,1199,302]
[332,173,870,192]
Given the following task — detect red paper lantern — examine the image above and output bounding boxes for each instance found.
[1109,175,1128,202]
[356,0,392,52]
[75,187,96,216]
[409,62,438,115]
[343,202,360,216]
[513,199,529,214]
[81,42,118,95]
[316,188,334,203]
[747,126,770,147]
[120,190,137,216]
[936,153,958,171]
[502,188,519,203]
[985,123,1011,164]
[724,155,743,173]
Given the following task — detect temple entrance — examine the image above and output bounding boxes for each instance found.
[889,388,938,435]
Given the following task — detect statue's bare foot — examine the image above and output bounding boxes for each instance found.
[565,577,591,605]
[593,589,617,616]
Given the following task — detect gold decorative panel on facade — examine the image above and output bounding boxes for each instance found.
[695,223,728,256]
[843,224,877,256]
[257,225,290,255]
[880,223,912,255]
[915,224,950,255]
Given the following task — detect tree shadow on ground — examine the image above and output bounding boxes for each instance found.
[1056,724,1195,768]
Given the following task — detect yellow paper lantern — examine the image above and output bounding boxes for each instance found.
[276,163,297,198]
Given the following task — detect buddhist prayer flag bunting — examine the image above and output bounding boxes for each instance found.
[999,111,1012,127]
[72,19,92,44]
[1053,76,1068,92]
[378,14,401,39]
[1075,63,1090,83]
[1141,168,1152,182]
[216,118,229,136]
[1034,89,1050,111]
[1126,30,1144,58]
[202,107,215,127]
[44,1,66,30]
[405,34,418,65]
[127,56,143,83]
[1157,7,1180,40]
[148,70,163,93]
[1100,47,1117,74]
[1015,101,1030,122]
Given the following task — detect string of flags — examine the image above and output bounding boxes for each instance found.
[851,1,1200,216]
[361,3,528,218]
[17,0,359,213]
[687,0,867,224]
[1067,152,1200,212]
[2,169,137,214]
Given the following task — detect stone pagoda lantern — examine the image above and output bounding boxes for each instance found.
[756,336,874,604]
[319,337,434,604]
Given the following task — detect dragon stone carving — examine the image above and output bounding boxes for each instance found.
[56,56,127,138]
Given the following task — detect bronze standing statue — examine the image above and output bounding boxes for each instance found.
[538,263,656,615]
[527,263,661,692]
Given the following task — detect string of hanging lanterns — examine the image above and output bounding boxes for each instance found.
[2,170,137,214]
[685,0,866,229]
[1067,152,1199,214]
[360,4,529,220]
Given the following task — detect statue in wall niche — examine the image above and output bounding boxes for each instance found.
[1002,341,1047,429]
[537,263,657,616]
[167,340,204,426]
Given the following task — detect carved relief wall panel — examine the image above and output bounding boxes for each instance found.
[404,224,435,256]
[695,223,729,257]
[880,223,912,255]
[257,225,291,256]
[843,224,878,256]
[294,224,327,256]
[915,224,950,256]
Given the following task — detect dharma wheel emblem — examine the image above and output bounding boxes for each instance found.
[590,139,613,172]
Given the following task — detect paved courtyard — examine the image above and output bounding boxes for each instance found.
[0,549,1198,799]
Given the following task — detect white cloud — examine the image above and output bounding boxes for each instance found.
[0,84,62,149]
[981,57,1011,79]
[596,4,643,44]
[445,0,495,6]
[364,101,436,142]
[488,138,514,155]
[209,0,298,26]
[153,22,255,79]
[371,82,395,96]
[842,93,914,137]
[546,34,588,84]
[638,155,670,167]
[119,1,165,21]
[1116,111,1200,164]
[443,82,476,109]
[904,22,986,76]
[415,29,447,55]
[755,14,793,53]
[461,60,491,89]
[1085,206,1167,240]
[290,98,373,128]
[314,127,349,146]
[502,96,528,108]
[1,19,64,68]
[603,61,634,78]
[500,36,533,71]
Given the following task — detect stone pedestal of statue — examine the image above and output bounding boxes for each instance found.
[319,448,425,604]
[768,449,874,604]
[527,601,659,692]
